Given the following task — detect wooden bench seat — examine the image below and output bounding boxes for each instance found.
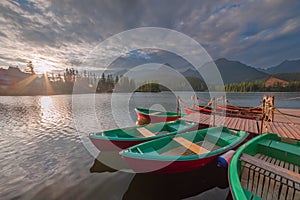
[136,127,156,137]
[240,154,300,185]
[173,137,210,154]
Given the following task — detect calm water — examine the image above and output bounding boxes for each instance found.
[0,92,299,199]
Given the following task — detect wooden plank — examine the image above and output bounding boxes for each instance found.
[227,117,234,128]
[248,162,256,192]
[278,160,288,200]
[261,156,273,199]
[232,117,240,130]
[244,118,250,133]
[256,154,267,197]
[293,164,300,200]
[273,122,289,138]
[240,154,300,185]
[136,127,156,137]
[280,123,298,140]
[272,159,281,199]
[252,154,262,196]
[278,122,294,139]
[286,162,295,200]
[283,123,300,140]
[236,118,245,130]
[266,158,277,200]
[241,162,250,189]
[173,137,210,154]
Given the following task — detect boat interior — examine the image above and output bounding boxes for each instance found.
[239,138,300,200]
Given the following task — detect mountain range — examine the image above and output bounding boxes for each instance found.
[92,50,300,84]
[260,59,300,74]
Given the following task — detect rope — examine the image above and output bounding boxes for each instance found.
[201,100,212,110]
[273,108,298,127]
[276,97,300,101]
[274,108,300,119]
[191,95,208,103]
[177,96,190,107]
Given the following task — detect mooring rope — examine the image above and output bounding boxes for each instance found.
[224,99,262,111]
[276,96,300,101]
[274,108,300,119]
[273,108,299,127]
[193,95,210,103]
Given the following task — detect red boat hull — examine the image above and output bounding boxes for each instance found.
[192,105,260,120]
[90,138,146,151]
[122,155,217,174]
[183,107,197,115]
[193,105,212,114]
[136,112,180,124]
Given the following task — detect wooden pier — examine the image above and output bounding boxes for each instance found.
[181,108,300,140]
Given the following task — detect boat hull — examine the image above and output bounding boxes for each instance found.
[90,120,197,151]
[135,108,181,124]
[193,105,212,114]
[123,155,216,174]
[121,126,249,174]
[192,105,260,120]
[136,112,180,123]
[183,107,197,115]
[90,138,144,151]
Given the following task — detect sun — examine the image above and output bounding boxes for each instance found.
[35,61,55,74]
[38,65,51,74]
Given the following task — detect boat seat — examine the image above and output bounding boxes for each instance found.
[240,154,300,185]
[136,127,156,137]
[173,137,210,154]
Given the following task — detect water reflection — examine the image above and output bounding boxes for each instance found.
[90,152,122,173]
[39,96,64,127]
[90,153,229,200]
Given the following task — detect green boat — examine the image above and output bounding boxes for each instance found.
[135,107,185,124]
[229,133,300,200]
[120,126,248,173]
[89,120,197,151]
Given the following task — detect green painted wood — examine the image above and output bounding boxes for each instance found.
[89,119,196,141]
[120,126,248,162]
[229,133,300,200]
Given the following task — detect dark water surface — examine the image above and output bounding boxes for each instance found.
[0,92,299,199]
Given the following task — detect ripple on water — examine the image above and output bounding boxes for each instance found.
[1,93,299,199]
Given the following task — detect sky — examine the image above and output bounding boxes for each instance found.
[1,0,300,73]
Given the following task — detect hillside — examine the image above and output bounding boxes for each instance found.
[264,59,300,74]
[213,58,268,84]
[273,72,300,81]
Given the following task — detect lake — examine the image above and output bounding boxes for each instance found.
[0,92,299,199]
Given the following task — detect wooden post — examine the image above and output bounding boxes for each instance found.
[260,96,266,134]
[177,96,180,115]
[193,95,196,107]
[271,96,274,122]
[212,97,216,127]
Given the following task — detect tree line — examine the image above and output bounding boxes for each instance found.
[225,81,300,92]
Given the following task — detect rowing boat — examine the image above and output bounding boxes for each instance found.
[229,133,300,200]
[135,107,183,124]
[191,104,261,120]
[89,120,197,151]
[120,126,249,173]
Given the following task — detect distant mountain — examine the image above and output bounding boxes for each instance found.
[273,72,300,82]
[263,59,300,74]
[96,49,300,84]
[213,58,268,84]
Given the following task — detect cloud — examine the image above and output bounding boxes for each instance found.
[0,0,299,73]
